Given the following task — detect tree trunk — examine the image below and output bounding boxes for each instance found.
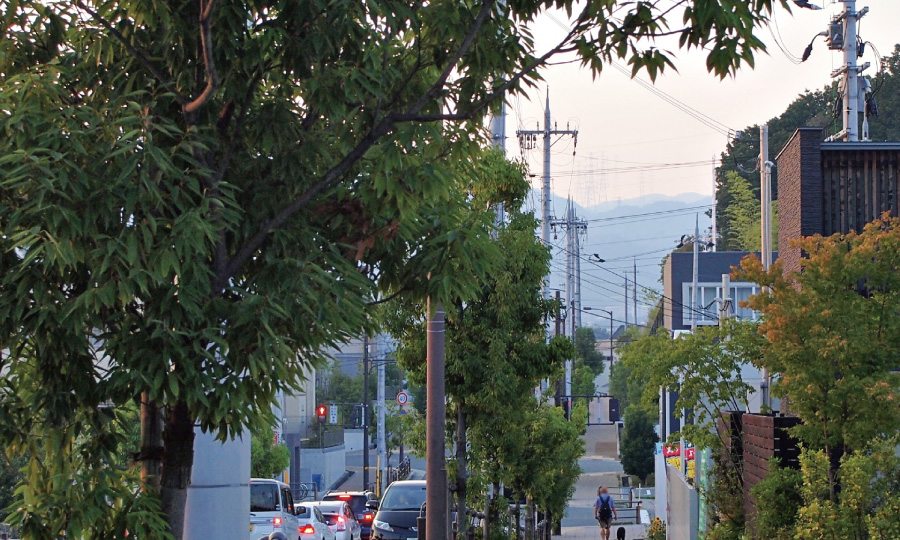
[456,404,468,540]
[514,499,521,540]
[160,400,195,540]
[139,392,164,489]
[524,497,534,540]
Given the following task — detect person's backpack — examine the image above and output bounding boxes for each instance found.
[598,494,613,521]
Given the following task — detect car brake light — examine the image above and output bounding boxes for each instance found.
[338,495,351,500]
[301,525,316,535]
[337,517,346,532]
[363,513,374,522]
[273,517,282,527]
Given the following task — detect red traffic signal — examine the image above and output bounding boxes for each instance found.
[316,404,327,422]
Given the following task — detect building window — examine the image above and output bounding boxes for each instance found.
[682,282,762,326]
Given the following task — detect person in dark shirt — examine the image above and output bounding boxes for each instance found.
[593,486,618,540]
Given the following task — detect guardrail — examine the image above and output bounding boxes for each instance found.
[385,457,411,485]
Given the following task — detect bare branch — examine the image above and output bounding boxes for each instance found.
[75,2,188,104]
[184,0,220,114]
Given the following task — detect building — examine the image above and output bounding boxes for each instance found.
[776,128,900,274]
[662,251,771,332]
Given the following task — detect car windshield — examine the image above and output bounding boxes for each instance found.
[379,484,426,511]
[324,495,367,514]
[251,483,280,512]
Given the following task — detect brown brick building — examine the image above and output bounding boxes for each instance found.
[776,128,900,274]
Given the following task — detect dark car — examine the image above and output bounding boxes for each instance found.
[322,490,378,540]
[369,480,427,540]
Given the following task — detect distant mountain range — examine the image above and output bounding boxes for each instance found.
[528,191,713,327]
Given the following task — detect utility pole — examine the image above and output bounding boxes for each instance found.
[516,89,578,300]
[711,157,717,251]
[363,335,370,490]
[426,299,447,540]
[552,198,586,421]
[760,125,771,412]
[632,258,638,327]
[377,347,386,492]
[554,291,562,409]
[684,214,699,477]
[491,83,506,229]
[624,275,629,328]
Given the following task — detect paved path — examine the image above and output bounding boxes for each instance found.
[559,398,651,540]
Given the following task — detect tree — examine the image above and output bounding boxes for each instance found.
[250,429,291,479]
[619,406,658,484]
[391,152,577,532]
[720,171,779,252]
[737,216,900,456]
[575,327,605,374]
[2,0,792,535]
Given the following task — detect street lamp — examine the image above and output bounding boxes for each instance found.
[583,307,614,370]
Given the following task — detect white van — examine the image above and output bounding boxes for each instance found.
[250,478,301,540]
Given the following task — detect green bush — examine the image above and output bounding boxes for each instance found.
[750,459,801,540]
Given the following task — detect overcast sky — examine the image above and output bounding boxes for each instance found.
[504,0,900,207]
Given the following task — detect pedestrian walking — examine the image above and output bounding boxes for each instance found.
[593,486,618,540]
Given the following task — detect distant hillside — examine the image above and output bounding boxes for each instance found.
[715,45,900,251]
[528,192,712,326]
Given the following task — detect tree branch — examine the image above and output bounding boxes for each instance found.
[184,0,220,114]
[76,2,188,104]
[214,0,579,289]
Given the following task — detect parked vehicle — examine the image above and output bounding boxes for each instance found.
[306,501,361,540]
[322,491,378,540]
[295,503,337,540]
[250,478,301,540]
[369,480,427,540]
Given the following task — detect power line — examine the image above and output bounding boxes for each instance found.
[583,205,712,224]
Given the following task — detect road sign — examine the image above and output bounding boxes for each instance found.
[396,391,409,405]
[329,404,338,425]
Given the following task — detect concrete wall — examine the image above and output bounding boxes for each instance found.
[344,428,364,452]
[666,465,698,540]
[299,444,347,494]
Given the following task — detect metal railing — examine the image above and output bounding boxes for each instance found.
[385,457,411,486]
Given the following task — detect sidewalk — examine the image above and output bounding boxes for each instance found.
[558,397,652,540]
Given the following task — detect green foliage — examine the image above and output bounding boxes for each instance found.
[575,327,605,374]
[737,217,900,453]
[572,358,596,404]
[618,321,762,450]
[704,450,745,540]
[619,406,658,483]
[719,171,779,251]
[607,359,646,417]
[318,362,365,428]
[0,0,799,532]
[750,459,802,540]
[250,428,291,479]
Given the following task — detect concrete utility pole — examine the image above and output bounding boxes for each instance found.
[363,335,370,489]
[491,88,506,230]
[711,157,718,251]
[624,275,629,328]
[426,299,447,540]
[829,0,868,142]
[632,258,637,327]
[377,347,386,490]
[552,198,586,420]
[516,89,578,299]
[689,215,700,332]
[554,291,562,409]
[760,126,771,412]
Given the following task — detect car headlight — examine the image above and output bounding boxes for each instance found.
[372,520,393,532]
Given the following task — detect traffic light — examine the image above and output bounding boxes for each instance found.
[316,404,327,423]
